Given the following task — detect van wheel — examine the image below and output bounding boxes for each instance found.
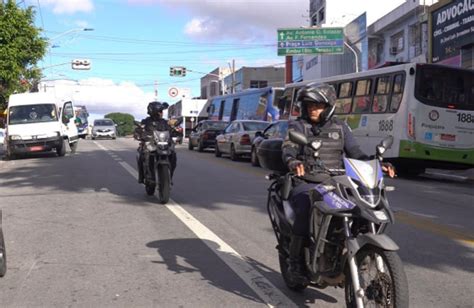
[69,142,78,154]
[57,140,66,157]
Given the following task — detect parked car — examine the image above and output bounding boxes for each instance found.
[92,118,117,140]
[250,120,288,167]
[215,120,269,161]
[189,120,228,152]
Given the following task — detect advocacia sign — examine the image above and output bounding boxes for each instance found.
[431,0,474,63]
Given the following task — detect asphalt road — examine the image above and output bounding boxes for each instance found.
[0,139,472,307]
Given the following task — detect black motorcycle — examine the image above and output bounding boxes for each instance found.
[135,122,178,204]
[260,131,408,308]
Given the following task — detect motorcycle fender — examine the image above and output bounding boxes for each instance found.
[346,234,399,258]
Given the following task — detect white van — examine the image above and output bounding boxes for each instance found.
[4,92,79,159]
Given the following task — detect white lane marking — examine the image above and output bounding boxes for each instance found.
[94,142,296,308]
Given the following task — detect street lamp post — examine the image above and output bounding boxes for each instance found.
[344,41,359,73]
[45,27,94,80]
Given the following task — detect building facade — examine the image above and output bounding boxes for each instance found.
[222,67,285,93]
[200,67,231,100]
[367,1,430,69]
[429,0,474,69]
[298,0,436,82]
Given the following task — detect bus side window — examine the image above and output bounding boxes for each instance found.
[352,79,372,113]
[219,100,225,120]
[389,74,404,112]
[372,75,390,113]
[335,81,353,114]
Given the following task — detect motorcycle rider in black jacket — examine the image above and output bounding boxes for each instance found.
[281,83,395,284]
[136,101,177,184]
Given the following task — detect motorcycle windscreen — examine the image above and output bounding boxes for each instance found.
[343,158,383,189]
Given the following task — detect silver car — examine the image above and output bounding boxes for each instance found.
[215,120,269,161]
[92,118,117,140]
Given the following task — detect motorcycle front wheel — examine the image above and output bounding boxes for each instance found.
[157,164,170,204]
[145,183,155,196]
[278,250,308,292]
[345,246,409,308]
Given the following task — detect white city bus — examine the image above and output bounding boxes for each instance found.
[280,63,474,174]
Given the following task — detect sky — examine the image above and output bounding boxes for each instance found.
[26,0,410,120]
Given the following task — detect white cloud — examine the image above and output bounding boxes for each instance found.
[40,0,94,14]
[129,0,409,42]
[41,79,156,119]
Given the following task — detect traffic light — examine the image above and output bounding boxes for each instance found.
[170,66,186,77]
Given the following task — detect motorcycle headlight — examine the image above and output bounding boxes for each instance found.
[146,143,156,151]
[154,131,170,142]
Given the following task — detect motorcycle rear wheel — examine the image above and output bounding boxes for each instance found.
[345,246,409,308]
[158,165,170,204]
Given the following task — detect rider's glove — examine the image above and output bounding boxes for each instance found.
[382,162,396,178]
[287,159,303,172]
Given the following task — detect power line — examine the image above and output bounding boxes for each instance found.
[43,30,277,48]
[50,45,274,56]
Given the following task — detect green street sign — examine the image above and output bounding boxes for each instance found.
[277,28,344,56]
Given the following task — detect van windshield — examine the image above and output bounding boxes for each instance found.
[9,104,58,125]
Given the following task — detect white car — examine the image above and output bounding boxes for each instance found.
[215,120,269,161]
[92,118,117,140]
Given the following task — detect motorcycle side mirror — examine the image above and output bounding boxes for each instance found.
[162,102,169,109]
[289,130,308,146]
[255,131,263,138]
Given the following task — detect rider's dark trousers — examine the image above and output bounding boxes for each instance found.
[289,183,323,236]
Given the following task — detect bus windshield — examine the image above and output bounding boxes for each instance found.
[9,104,58,125]
[415,65,474,111]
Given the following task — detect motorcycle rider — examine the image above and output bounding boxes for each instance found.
[136,101,177,185]
[282,83,395,284]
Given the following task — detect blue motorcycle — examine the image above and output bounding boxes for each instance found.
[264,131,408,308]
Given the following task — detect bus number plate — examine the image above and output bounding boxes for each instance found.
[457,113,474,123]
[378,120,393,131]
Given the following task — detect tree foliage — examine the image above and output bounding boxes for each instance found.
[104,112,135,137]
[0,0,47,109]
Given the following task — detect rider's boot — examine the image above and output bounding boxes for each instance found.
[287,235,308,284]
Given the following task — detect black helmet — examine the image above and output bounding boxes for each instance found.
[296,83,337,123]
[147,101,169,117]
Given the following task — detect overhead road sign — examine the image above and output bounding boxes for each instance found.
[277,28,344,56]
